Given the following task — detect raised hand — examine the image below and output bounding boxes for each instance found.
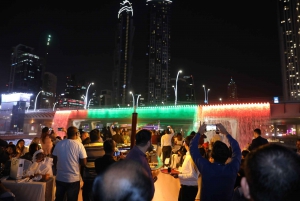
[198,123,206,134]
[216,123,227,135]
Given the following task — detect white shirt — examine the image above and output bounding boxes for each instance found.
[53,139,87,182]
[178,151,199,186]
[161,129,175,147]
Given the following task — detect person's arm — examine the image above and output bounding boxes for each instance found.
[53,155,57,169]
[110,124,115,136]
[248,139,256,152]
[80,158,87,167]
[161,135,164,147]
[178,157,199,181]
[190,124,209,173]
[169,126,175,137]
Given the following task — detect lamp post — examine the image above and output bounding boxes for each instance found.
[84,82,94,109]
[53,102,58,111]
[219,98,222,104]
[202,85,210,104]
[129,91,135,111]
[175,70,182,106]
[87,98,93,109]
[136,94,141,110]
[207,89,210,104]
[34,90,44,111]
[129,91,141,149]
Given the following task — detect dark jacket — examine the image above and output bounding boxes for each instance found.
[248,136,268,151]
[190,133,241,201]
[94,154,116,175]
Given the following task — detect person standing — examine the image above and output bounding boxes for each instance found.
[52,126,87,201]
[161,126,174,166]
[171,135,199,201]
[40,127,53,156]
[81,132,91,145]
[125,129,157,199]
[248,128,268,151]
[190,123,241,201]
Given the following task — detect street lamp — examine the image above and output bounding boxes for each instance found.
[207,89,210,104]
[53,102,58,111]
[136,94,141,109]
[87,98,93,109]
[219,98,222,104]
[84,82,94,109]
[34,90,44,111]
[203,85,210,104]
[175,70,182,106]
[130,91,135,111]
[130,92,141,113]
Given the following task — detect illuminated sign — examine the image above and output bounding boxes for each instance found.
[273,97,279,103]
[118,0,133,18]
[1,93,32,103]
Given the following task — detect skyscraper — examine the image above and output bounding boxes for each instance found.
[113,0,134,106]
[146,0,172,105]
[40,72,57,109]
[8,44,43,95]
[278,0,300,101]
[58,75,85,108]
[228,78,237,100]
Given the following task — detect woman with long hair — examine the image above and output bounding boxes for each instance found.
[16,139,28,157]
[40,127,53,156]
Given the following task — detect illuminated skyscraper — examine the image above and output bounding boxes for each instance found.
[228,78,237,100]
[146,0,172,105]
[8,44,44,108]
[113,0,134,106]
[278,0,300,101]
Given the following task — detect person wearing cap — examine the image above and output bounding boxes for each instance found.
[125,129,157,199]
[26,149,53,177]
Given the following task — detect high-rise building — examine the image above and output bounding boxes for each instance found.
[57,75,86,108]
[40,72,57,109]
[113,0,135,107]
[169,75,195,105]
[278,0,300,101]
[8,44,44,107]
[146,0,172,105]
[228,78,237,100]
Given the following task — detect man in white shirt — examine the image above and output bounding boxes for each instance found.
[161,126,174,166]
[53,126,87,201]
[171,135,200,201]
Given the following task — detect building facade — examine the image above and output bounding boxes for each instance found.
[40,72,57,109]
[146,0,172,105]
[228,78,237,100]
[278,0,300,101]
[8,44,44,108]
[113,0,135,107]
[57,75,86,109]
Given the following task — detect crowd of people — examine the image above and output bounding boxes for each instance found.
[0,123,300,201]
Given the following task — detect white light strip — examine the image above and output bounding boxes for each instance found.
[118,0,133,18]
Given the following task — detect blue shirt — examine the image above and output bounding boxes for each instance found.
[190,133,241,201]
[125,146,155,197]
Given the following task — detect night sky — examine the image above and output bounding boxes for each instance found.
[0,0,281,102]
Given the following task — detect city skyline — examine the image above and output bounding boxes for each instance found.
[0,0,281,103]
